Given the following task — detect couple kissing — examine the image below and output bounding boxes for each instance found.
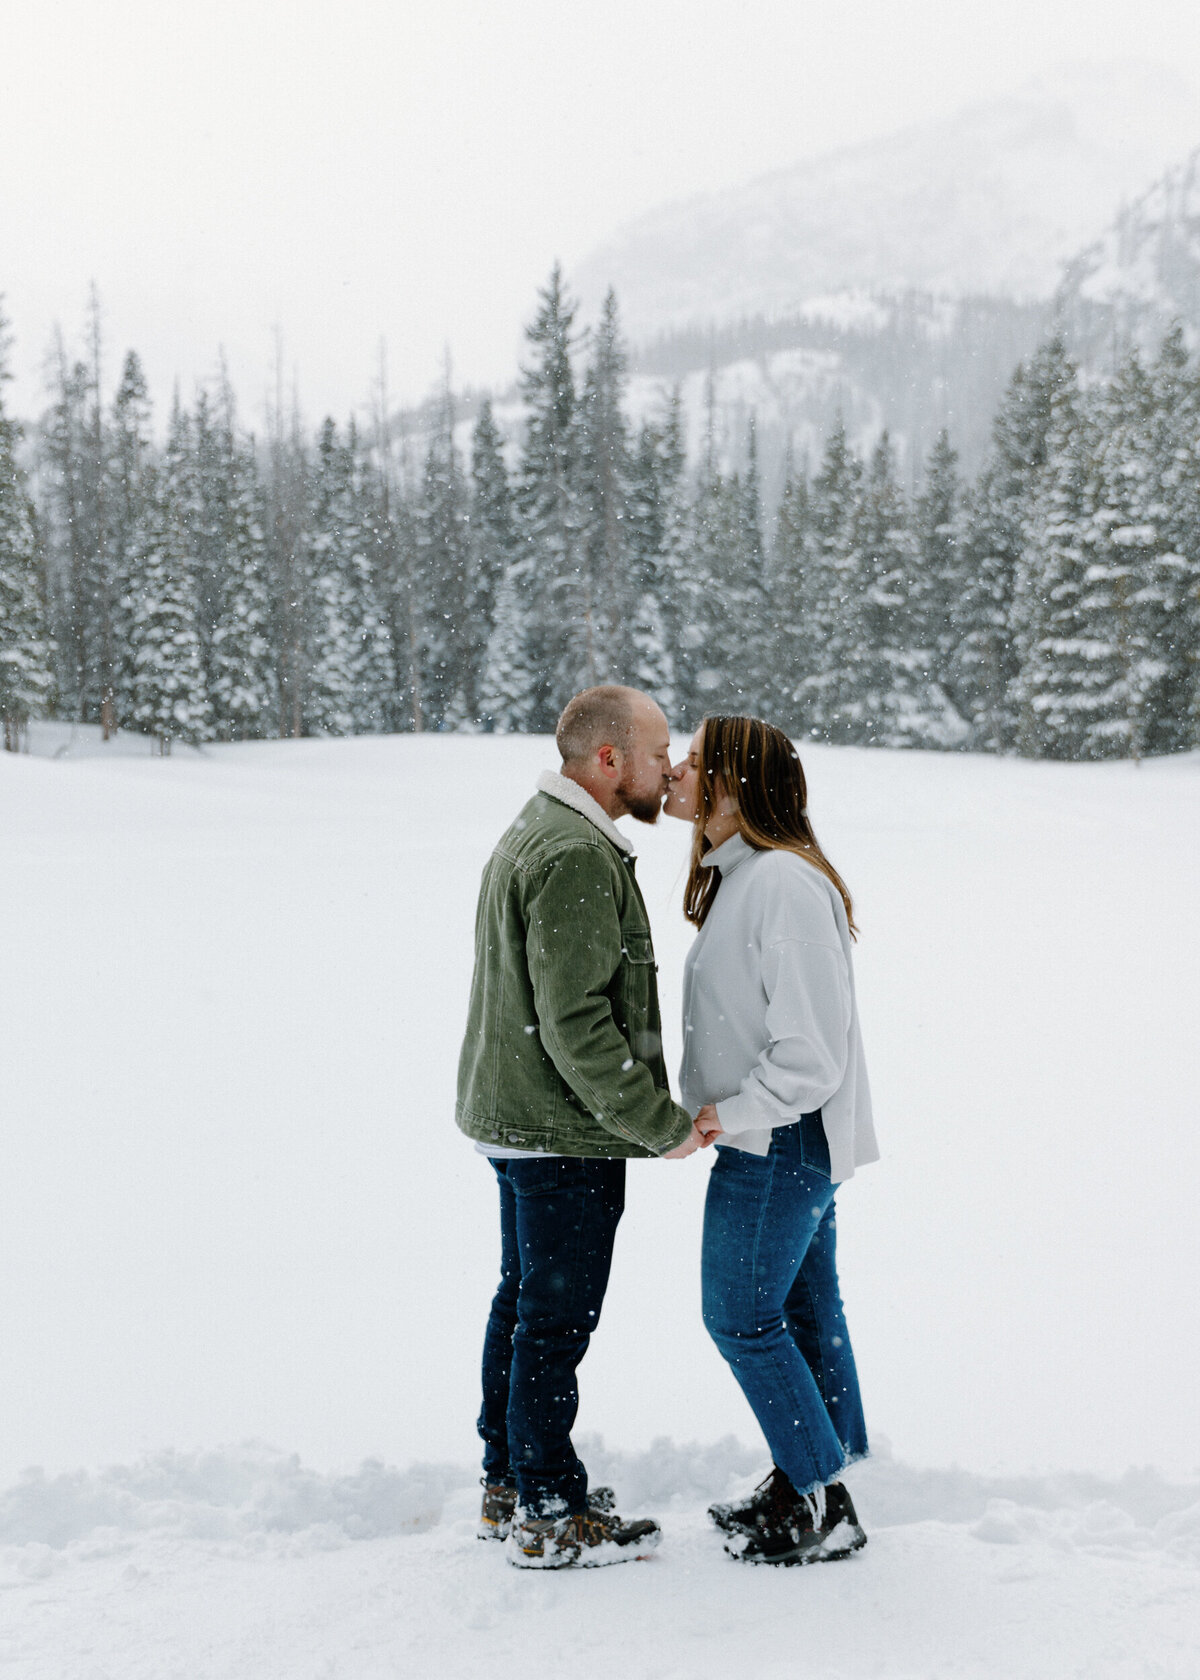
[456,684,879,1569]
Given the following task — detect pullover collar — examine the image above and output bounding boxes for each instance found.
[700,831,756,876]
[537,769,635,855]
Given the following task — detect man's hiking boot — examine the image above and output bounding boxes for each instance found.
[723,1478,867,1567]
[708,1465,798,1535]
[478,1480,518,1542]
[478,1479,616,1542]
[506,1504,661,1568]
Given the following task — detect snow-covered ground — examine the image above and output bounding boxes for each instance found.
[4,728,1199,1676]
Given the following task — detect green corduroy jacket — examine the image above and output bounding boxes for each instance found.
[456,785,694,1158]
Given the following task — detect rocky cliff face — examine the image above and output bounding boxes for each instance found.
[1055,148,1200,361]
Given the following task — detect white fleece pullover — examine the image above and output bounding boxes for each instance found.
[679,832,879,1185]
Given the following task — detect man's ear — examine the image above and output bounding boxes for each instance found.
[596,743,621,779]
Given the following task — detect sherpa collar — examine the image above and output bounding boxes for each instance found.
[537,769,635,855]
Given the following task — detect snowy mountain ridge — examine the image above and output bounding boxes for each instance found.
[1056,145,1200,355]
[576,62,1199,339]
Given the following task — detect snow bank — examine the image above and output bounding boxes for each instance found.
[0,1444,467,1554]
[4,1434,1198,1571]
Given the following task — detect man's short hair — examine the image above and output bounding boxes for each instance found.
[556,685,638,765]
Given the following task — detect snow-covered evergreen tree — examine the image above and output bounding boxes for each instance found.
[414,387,472,729]
[127,400,211,750]
[793,419,864,743]
[913,429,967,704]
[340,423,395,735]
[579,290,636,682]
[0,307,55,748]
[855,431,960,747]
[897,429,969,746]
[768,450,812,736]
[304,419,360,736]
[264,380,311,738]
[1144,328,1200,754]
[628,390,686,722]
[107,351,154,730]
[510,265,587,726]
[685,424,769,719]
[209,400,279,741]
[1076,350,1162,759]
[960,339,1074,750]
[39,342,94,719]
[466,399,516,729]
[1011,357,1101,759]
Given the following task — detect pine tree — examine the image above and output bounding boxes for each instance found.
[1144,328,1200,754]
[899,429,969,746]
[364,359,423,734]
[768,450,812,735]
[39,339,93,719]
[127,400,211,751]
[466,399,516,729]
[793,419,864,743]
[264,356,311,738]
[304,418,360,736]
[913,430,967,704]
[627,389,685,722]
[190,388,234,689]
[512,265,587,725]
[1076,350,1159,759]
[107,351,154,729]
[854,432,946,746]
[960,338,1075,750]
[340,421,395,735]
[208,393,279,740]
[1011,361,1100,759]
[414,384,472,728]
[0,305,55,747]
[578,289,636,682]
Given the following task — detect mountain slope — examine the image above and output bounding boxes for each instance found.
[1056,145,1200,353]
[577,63,1199,339]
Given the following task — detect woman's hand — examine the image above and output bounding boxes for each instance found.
[694,1104,723,1145]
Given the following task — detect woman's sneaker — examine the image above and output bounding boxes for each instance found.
[507,1505,661,1568]
[478,1479,616,1542]
[723,1480,867,1566]
[708,1466,797,1535]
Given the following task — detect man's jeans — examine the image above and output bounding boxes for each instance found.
[479,1155,625,1518]
[702,1114,868,1496]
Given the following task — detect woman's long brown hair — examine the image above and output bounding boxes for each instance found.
[683,715,857,936]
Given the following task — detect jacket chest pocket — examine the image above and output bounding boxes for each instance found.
[620,928,656,969]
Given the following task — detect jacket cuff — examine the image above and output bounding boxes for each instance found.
[657,1106,696,1154]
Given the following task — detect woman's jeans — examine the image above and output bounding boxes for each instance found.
[702,1114,867,1496]
[479,1155,625,1519]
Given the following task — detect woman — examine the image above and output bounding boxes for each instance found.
[663,715,879,1566]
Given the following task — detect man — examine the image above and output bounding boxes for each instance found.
[456,684,707,1568]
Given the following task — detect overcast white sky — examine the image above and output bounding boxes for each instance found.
[3,0,1200,426]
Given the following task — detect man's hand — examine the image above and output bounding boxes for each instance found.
[662,1122,704,1159]
[694,1104,723,1145]
[663,1109,723,1158]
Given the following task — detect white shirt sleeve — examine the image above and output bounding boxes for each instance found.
[713,938,851,1135]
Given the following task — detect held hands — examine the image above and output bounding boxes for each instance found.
[662,1104,724,1159]
[694,1104,722,1144]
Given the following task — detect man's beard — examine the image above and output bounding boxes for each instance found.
[617,771,664,825]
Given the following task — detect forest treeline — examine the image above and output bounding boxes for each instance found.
[2,269,1199,758]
